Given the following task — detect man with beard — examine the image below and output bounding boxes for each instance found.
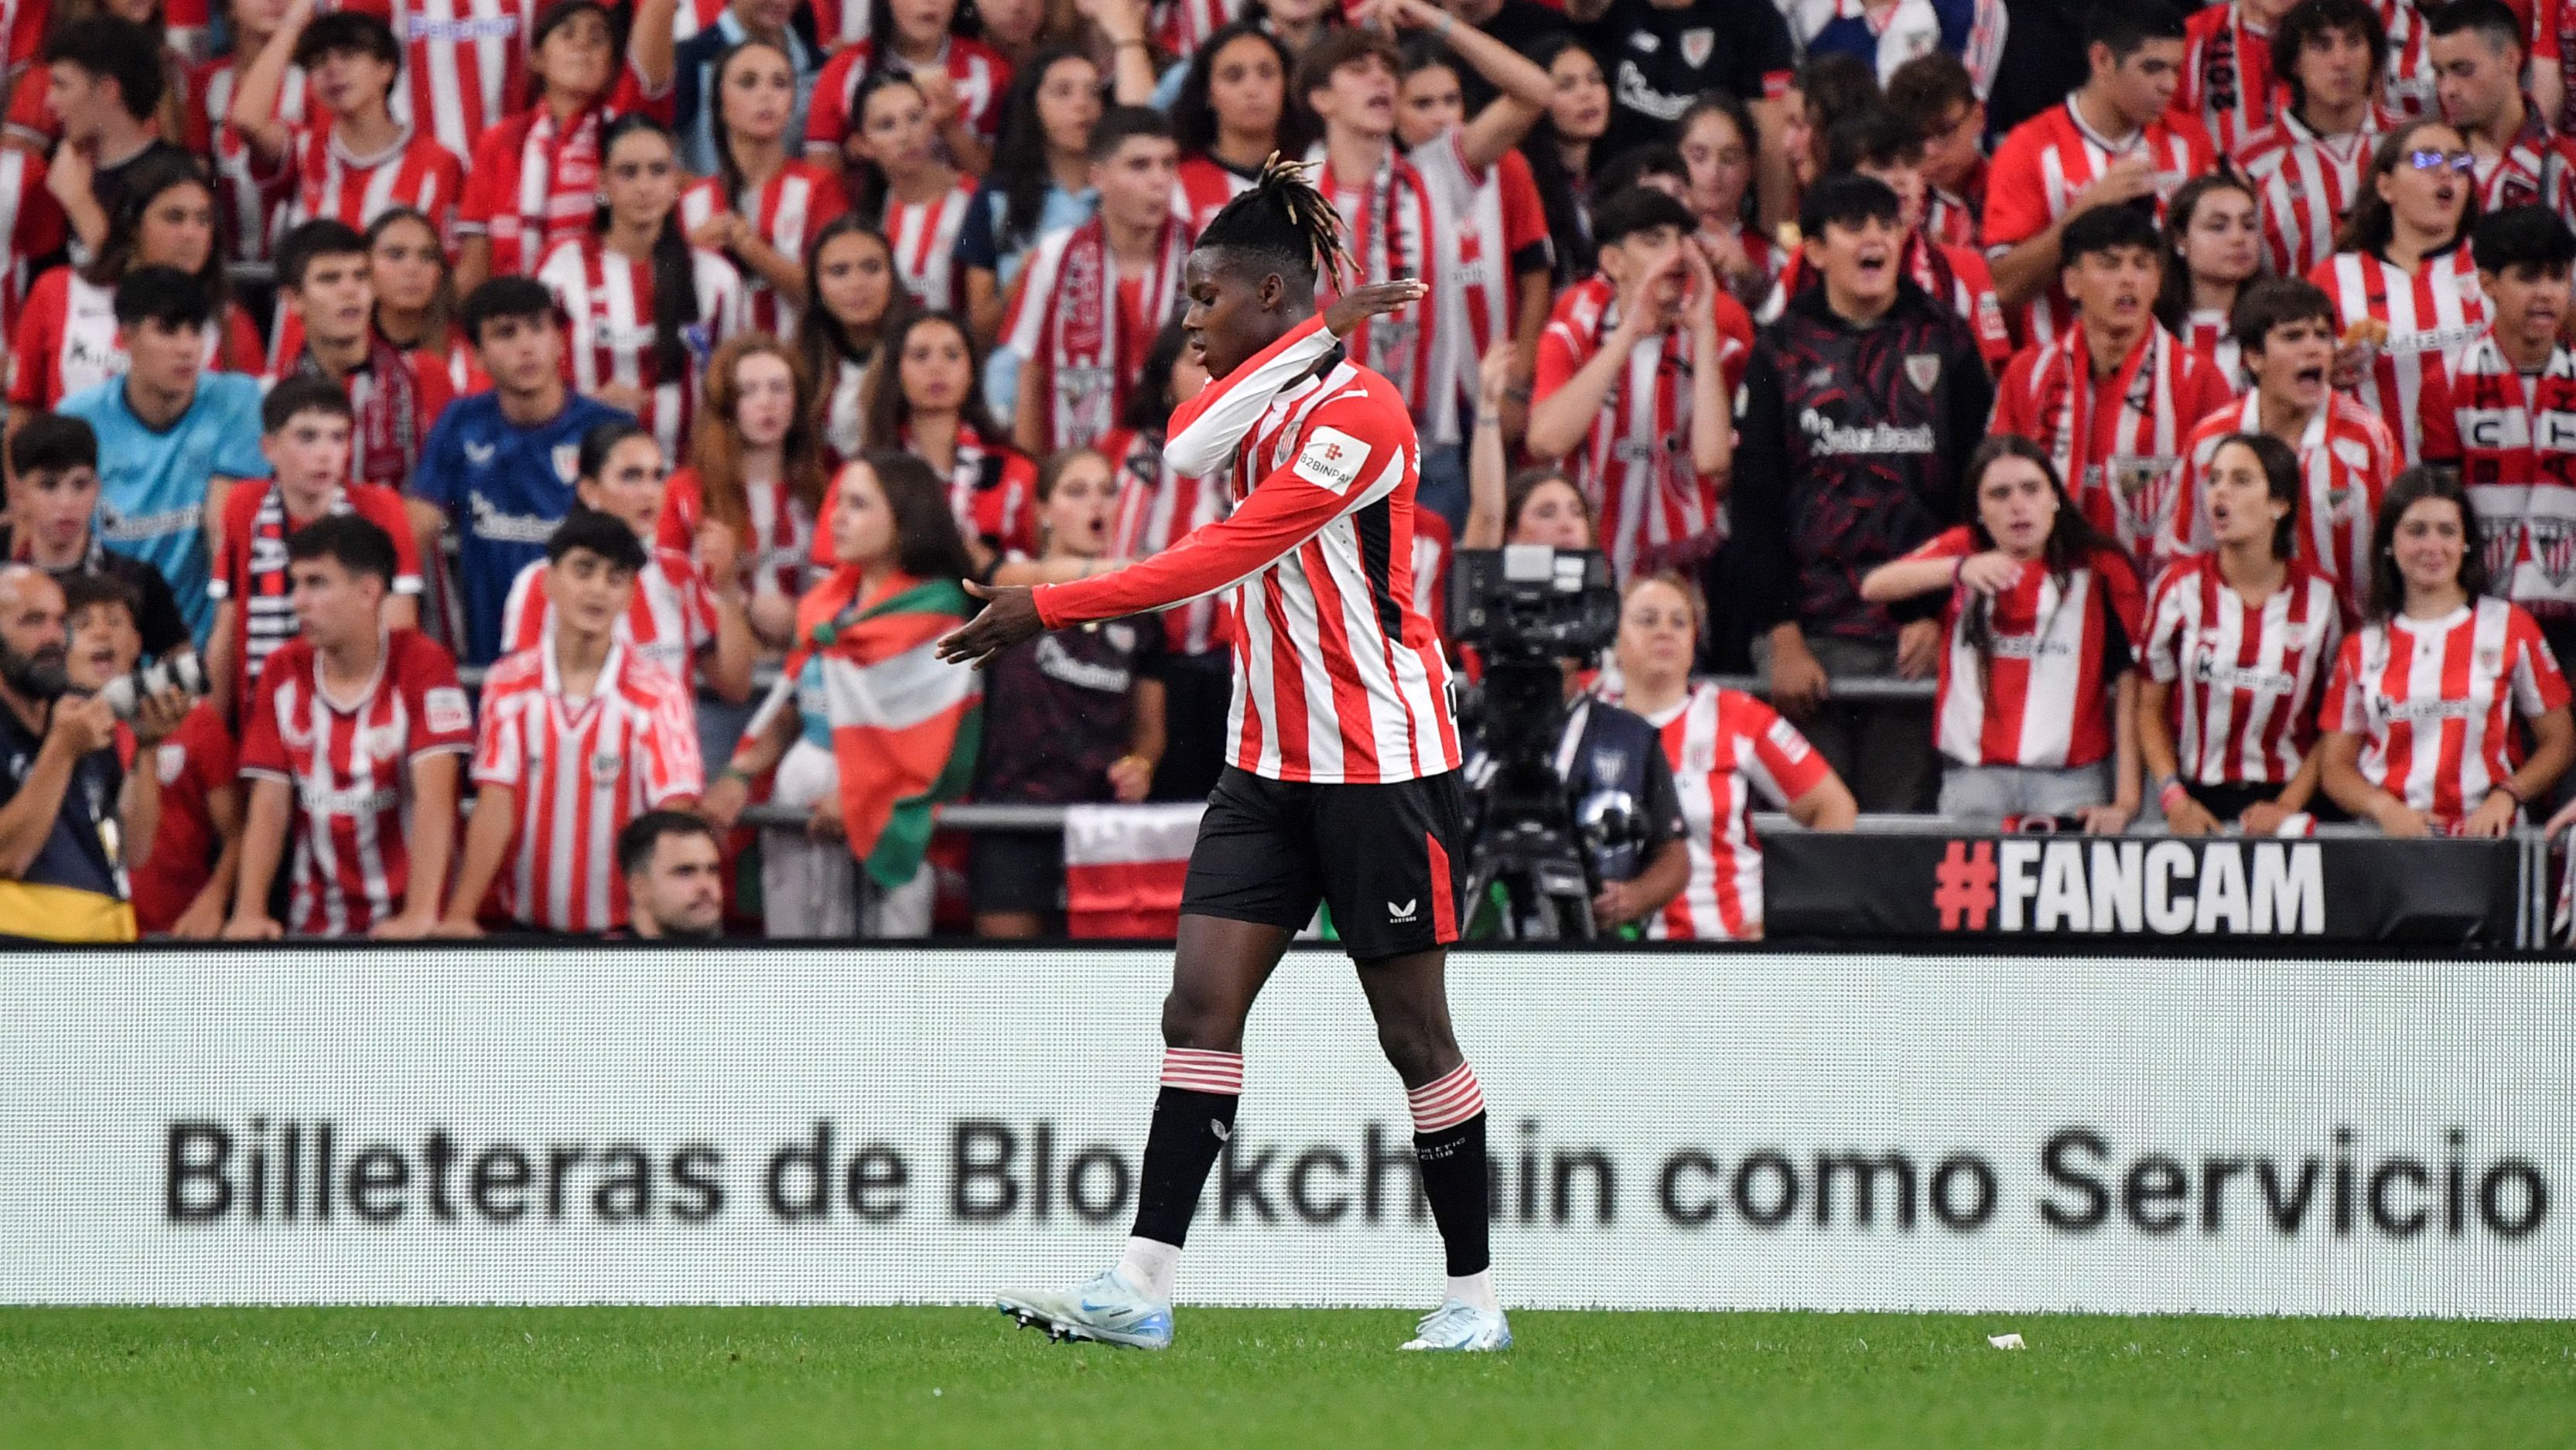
[613,810,726,939]
[0,565,190,942]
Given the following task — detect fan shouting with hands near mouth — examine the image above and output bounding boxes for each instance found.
[941,154,1505,1356]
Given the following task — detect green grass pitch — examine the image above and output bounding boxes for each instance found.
[3,1306,2571,1448]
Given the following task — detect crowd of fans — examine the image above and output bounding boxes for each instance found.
[8,0,2576,945]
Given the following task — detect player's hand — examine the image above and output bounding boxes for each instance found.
[699,772,751,831]
[220,913,282,942]
[46,692,117,759]
[129,685,191,747]
[2164,795,2224,837]
[2072,155,2157,213]
[1324,278,1429,339]
[1107,752,1153,802]
[937,580,1045,667]
[1767,634,1830,721]
[1894,617,1943,680]
[2236,799,2297,836]
[1957,551,2023,596]
[2372,797,2432,838]
[2462,790,2522,839]
[2079,800,2136,836]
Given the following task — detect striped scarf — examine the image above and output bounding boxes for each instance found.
[2028,322,2185,553]
[1039,216,1189,452]
[782,568,982,886]
[1314,144,1433,393]
[516,104,603,275]
[243,484,356,684]
[286,336,422,490]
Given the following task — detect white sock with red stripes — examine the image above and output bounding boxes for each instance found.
[1407,1061,1497,1313]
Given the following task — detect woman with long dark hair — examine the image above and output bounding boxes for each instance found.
[2140,432,2343,836]
[1517,34,1611,288]
[859,307,1038,568]
[2318,469,2576,836]
[957,46,1101,343]
[2156,171,2266,384]
[659,333,834,649]
[366,206,479,391]
[536,114,750,458]
[796,216,910,462]
[804,0,1008,177]
[841,70,978,312]
[701,449,981,938]
[1860,435,2147,830]
[680,38,852,339]
[1673,90,1780,307]
[2311,118,2485,459]
[1170,20,1302,234]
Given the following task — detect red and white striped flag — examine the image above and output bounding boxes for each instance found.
[1063,803,1206,940]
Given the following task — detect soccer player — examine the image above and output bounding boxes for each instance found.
[410,277,633,667]
[2163,277,2400,621]
[2234,0,2394,279]
[1991,203,2237,566]
[1002,107,1189,455]
[613,808,725,939]
[2416,205,2576,665]
[439,509,704,936]
[227,2,467,246]
[207,377,426,722]
[1986,4,2217,347]
[2429,0,2576,219]
[941,157,1504,1353]
[267,219,458,495]
[0,414,191,662]
[1526,187,1742,582]
[223,514,472,940]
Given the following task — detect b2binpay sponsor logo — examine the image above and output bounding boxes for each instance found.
[1932,838,2325,935]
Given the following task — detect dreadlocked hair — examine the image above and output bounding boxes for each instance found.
[1194,152,1355,290]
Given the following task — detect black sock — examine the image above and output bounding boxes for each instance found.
[1415,1111,1491,1277]
[1129,1086,1238,1248]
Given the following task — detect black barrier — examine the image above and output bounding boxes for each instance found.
[1765,829,2535,947]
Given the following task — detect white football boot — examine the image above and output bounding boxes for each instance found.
[997,1268,1175,1350]
[1399,1298,1512,1352]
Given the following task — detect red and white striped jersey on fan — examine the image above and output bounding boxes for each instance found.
[805,37,1014,155]
[1031,316,1461,785]
[2235,105,2387,278]
[470,640,705,932]
[1988,322,2238,566]
[1413,137,1552,445]
[236,629,474,936]
[2311,245,2487,461]
[456,103,608,278]
[805,428,1040,565]
[1153,0,1238,55]
[661,466,817,604]
[2375,0,2440,118]
[1983,100,2216,346]
[1314,142,1454,441]
[497,548,720,691]
[1905,525,2147,768]
[2143,553,2344,786]
[2319,595,2571,824]
[1174,155,1254,236]
[2160,390,2399,622]
[2171,1,2279,155]
[6,272,262,411]
[190,58,310,263]
[340,0,535,167]
[279,120,465,245]
[2469,113,2576,217]
[677,164,849,336]
[2175,306,2242,386]
[1103,425,1232,657]
[1639,682,1832,942]
[0,147,63,341]
[1535,274,1752,579]
[537,236,750,461]
[2415,335,2576,625]
[882,178,978,312]
[208,479,427,707]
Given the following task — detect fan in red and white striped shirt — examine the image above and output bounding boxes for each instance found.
[2374,0,2442,117]
[2165,389,2398,623]
[2171,0,2284,155]
[340,0,535,169]
[277,118,465,244]
[2320,592,2572,827]
[0,148,63,343]
[999,151,1191,454]
[457,99,612,280]
[1175,155,1256,237]
[1408,134,1554,454]
[678,164,848,337]
[1308,102,1457,441]
[498,547,722,691]
[2236,52,2394,278]
[537,216,751,461]
[2311,242,2487,462]
[188,51,309,265]
[233,568,473,940]
[805,33,1014,165]
[1985,94,2217,346]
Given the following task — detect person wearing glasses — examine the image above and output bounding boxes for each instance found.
[2308,118,2485,462]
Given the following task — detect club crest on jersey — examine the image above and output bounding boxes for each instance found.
[591,750,624,785]
[360,724,405,763]
[554,443,583,483]
[464,441,498,467]
[156,743,186,786]
[1293,426,1367,494]
[1678,27,1714,68]
[2479,647,2506,674]
[1905,353,1942,393]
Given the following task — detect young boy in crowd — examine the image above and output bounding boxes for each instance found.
[266,219,459,496]
[2234,0,2393,278]
[227,2,467,244]
[1887,50,1990,250]
[0,414,192,661]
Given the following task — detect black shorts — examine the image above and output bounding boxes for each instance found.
[1180,766,1467,962]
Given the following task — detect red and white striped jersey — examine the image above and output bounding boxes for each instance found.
[208,479,428,707]
[2310,246,2488,461]
[1906,525,2148,768]
[497,547,719,691]
[2415,333,2576,623]
[0,147,63,343]
[5,272,263,411]
[2143,552,2344,785]
[1534,274,1753,579]
[341,0,535,168]
[1703,219,1789,286]
[1988,322,2239,565]
[881,177,977,312]
[280,120,465,247]
[2375,0,2440,118]
[1638,681,1832,942]
[1104,424,1231,657]
[1314,141,1456,442]
[236,628,474,935]
[2175,306,2243,386]
[667,0,729,43]
[2171,2,2279,155]
[2235,104,2389,278]
[1984,99,2216,345]
[2161,389,2400,621]
[456,103,606,278]
[805,38,1014,156]
[1174,155,1254,237]
[2319,595,2571,824]
[469,639,705,931]
[1031,316,1461,784]
[1153,0,1238,55]
[677,163,849,336]
[1925,182,1981,251]
[537,235,750,460]
[190,57,310,264]
[1413,137,1552,445]
[660,466,816,603]
[2470,110,2576,217]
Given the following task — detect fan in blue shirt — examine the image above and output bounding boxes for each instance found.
[56,268,273,653]
[412,278,634,667]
